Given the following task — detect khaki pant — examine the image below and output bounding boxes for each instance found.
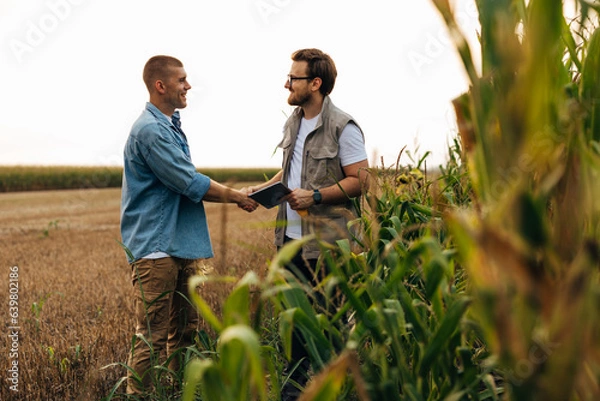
[126,257,201,395]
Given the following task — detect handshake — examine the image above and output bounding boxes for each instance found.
[236,186,259,213]
[236,182,290,213]
[237,182,310,217]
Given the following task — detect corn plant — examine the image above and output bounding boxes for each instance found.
[298,161,497,401]
[182,272,271,401]
[41,219,60,238]
[43,344,82,377]
[181,147,499,400]
[432,0,600,399]
[29,291,63,332]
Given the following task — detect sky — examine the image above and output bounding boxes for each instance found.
[0,0,480,169]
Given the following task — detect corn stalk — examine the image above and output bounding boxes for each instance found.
[431,0,600,399]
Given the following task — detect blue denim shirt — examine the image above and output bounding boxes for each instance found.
[120,102,213,262]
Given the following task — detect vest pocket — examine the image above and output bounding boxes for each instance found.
[279,135,293,150]
[306,144,340,187]
[279,136,293,168]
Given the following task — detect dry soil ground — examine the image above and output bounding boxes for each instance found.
[0,188,276,400]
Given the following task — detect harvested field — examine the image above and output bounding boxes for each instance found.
[0,188,277,400]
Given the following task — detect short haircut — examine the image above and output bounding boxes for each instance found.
[291,48,337,96]
[142,55,184,92]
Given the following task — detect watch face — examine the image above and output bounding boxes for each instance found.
[313,190,322,204]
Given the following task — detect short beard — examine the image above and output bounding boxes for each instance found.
[288,91,311,107]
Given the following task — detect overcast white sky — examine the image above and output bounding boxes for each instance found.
[0,0,479,169]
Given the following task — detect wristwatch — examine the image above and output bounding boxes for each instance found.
[312,189,322,205]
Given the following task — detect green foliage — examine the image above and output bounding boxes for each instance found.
[41,219,60,238]
[29,292,64,332]
[319,162,495,401]
[182,148,496,400]
[43,344,82,377]
[183,325,267,401]
[432,0,600,399]
[183,272,271,401]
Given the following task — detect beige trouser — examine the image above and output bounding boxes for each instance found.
[126,257,201,395]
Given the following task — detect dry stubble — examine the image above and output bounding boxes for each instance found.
[0,187,276,400]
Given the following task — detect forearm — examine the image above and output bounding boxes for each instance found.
[203,179,245,203]
[286,160,369,211]
[318,176,364,204]
[287,175,368,211]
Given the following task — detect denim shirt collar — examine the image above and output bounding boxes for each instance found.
[145,102,175,127]
[145,102,190,157]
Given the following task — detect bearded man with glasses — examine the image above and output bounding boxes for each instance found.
[245,48,369,400]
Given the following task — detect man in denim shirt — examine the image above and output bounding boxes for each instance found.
[120,55,257,395]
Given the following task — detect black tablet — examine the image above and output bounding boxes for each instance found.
[249,181,291,209]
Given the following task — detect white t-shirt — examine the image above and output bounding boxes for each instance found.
[285,116,367,239]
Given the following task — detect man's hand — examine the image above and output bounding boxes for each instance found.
[286,188,314,212]
[236,191,258,212]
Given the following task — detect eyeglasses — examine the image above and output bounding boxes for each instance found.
[287,75,314,86]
